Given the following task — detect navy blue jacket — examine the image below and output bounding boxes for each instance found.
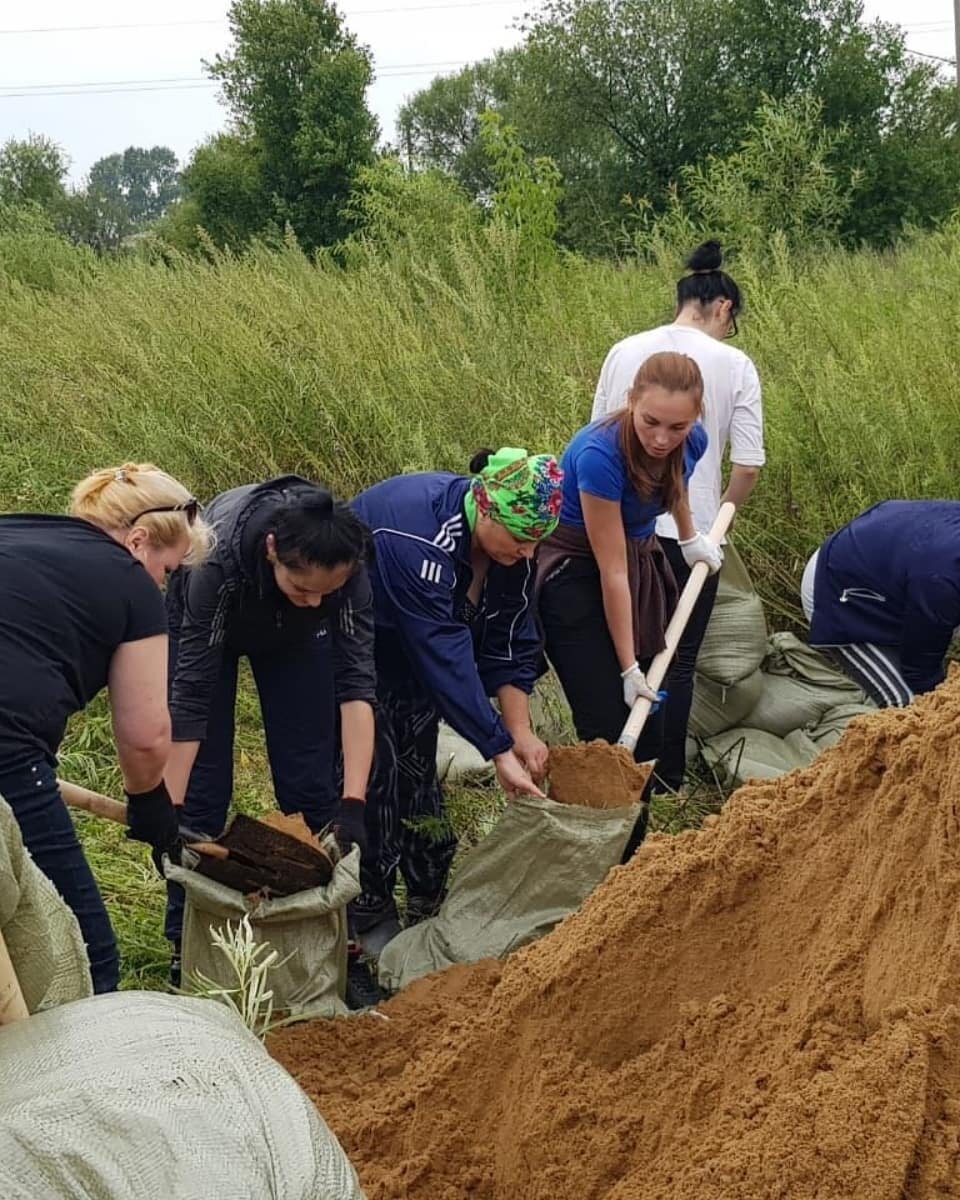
[810,500,960,694]
[168,476,376,742]
[352,472,541,760]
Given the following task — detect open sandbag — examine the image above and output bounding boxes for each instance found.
[0,795,91,1012]
[378,747,644,992]
[166,847,360,1019]
[0,992,364,1200]
[700,726,820,784]
[689,668,764,739]
[695,541,767,685]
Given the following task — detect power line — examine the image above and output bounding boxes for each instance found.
[906,46,956,65]
[0,64,471,100]
[0,1,524,36]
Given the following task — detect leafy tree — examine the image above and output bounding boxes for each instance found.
[190,0,379,251]
[87,146,181,228]
[164,134,270,253]
[0,134,68,209]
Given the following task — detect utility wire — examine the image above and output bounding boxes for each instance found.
[906,47,956,64]
[0,1,524,36]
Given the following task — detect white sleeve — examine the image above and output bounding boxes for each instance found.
[592,347,622,421]
[729,358,766,467]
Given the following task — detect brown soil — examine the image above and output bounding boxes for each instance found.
[547,740,653,809]
[270,675,960,1200]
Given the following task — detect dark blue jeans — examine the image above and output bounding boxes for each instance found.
[0,759,119,993]
[165,635,339,943]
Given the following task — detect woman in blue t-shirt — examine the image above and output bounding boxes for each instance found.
[538,351,722,835]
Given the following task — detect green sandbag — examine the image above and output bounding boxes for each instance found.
[377,794,640,994]
[166,848,361,1020]
[808,702,877,749]
[763,631,875,695]
[689,668,765,739]
[700,726,820,784]
[0,796,91,1012]
[696,542,768,686]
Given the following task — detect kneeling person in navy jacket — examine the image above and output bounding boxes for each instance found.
[801,500,960,707]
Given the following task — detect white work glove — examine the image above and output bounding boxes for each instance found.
[678,531,723,575]
[621,662,660,707]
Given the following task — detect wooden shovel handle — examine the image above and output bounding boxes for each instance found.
[58,779,129,825]
[618,502,737,753]
[0,927,28,1026]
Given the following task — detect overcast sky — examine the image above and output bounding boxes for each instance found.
[0,0,953,185]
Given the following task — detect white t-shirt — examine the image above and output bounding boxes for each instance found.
[592,324,765,540]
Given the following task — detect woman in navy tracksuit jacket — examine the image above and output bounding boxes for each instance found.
[350,447,563,941]
[801,500,960,707]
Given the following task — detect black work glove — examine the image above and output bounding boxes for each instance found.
[333,797,368,860]
[124,781,181,874]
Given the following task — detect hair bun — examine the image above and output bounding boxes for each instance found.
[299,487,334,518]
[469,448,495,474]
[685,240,723,273]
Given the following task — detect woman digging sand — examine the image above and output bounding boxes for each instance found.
[348,448,563,961]
[0,463,212,993]
[538,351,722,854]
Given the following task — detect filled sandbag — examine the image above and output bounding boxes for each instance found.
[436,723,492,781]
[0,795,91,1013]
[808,702,877,750]
[377,792,640,993]
[763,631,873,693]
[0,992,364,1200]
[166,847,360,1019]
[695,542,767,686]
[689,668,764,739]
[700,726,820,784]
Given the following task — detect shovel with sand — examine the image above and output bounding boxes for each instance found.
[548,502,736,809]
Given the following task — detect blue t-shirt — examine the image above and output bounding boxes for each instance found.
[559,419,709,538]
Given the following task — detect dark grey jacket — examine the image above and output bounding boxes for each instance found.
[167,476,376,742]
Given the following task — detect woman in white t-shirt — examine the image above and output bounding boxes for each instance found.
[592,240,765,793]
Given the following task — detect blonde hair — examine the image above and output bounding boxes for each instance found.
[69,462,213,566]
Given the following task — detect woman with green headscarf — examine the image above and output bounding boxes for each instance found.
[348,447,563,956]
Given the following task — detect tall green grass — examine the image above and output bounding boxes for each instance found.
[3,222,957,986]
[2,223,958,623]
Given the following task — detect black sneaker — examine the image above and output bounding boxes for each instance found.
[404,895,442,928]
[345,951,384,1011]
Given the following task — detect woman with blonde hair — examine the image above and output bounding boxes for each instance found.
[0,462,211,992]
[538,352,722,851]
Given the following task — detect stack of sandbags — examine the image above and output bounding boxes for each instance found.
[689,542,768,739]
[698,633,876,784]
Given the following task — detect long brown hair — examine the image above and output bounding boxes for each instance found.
[603,351,704,514]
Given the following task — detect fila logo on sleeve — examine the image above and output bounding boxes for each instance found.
[419,558,443,585]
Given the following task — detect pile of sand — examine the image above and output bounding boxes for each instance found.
[271,676,960,1199]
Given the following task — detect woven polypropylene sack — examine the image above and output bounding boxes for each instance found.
[808,702,877,750]
[700,726,820,784]
[696,541,768,686]
[0,992,364,1200]
[166,847,360,1019]
[436,722,492,782]
[377,794,640,993]
[689,668,764,739]
[0,795,92,1012]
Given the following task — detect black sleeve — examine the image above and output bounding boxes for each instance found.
[121,561,169,643]
[331,567,377,705]
[168,561,232,742]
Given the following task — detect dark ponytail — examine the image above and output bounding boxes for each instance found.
[469,448,495,474]
[272,486,371,570]
[676,240,742,316]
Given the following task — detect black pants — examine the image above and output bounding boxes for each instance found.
[1,759,119,993]
[658,537,721,792]
[349,678,458,933]
[165,633,339,943]
[539,555,666,840]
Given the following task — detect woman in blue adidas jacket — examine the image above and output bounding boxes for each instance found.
[801,500,960,707]
[350,447,563,943]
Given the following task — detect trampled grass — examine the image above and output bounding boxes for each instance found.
[5,221,958,985]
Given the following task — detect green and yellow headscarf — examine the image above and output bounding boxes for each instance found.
[465,447,564,542]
